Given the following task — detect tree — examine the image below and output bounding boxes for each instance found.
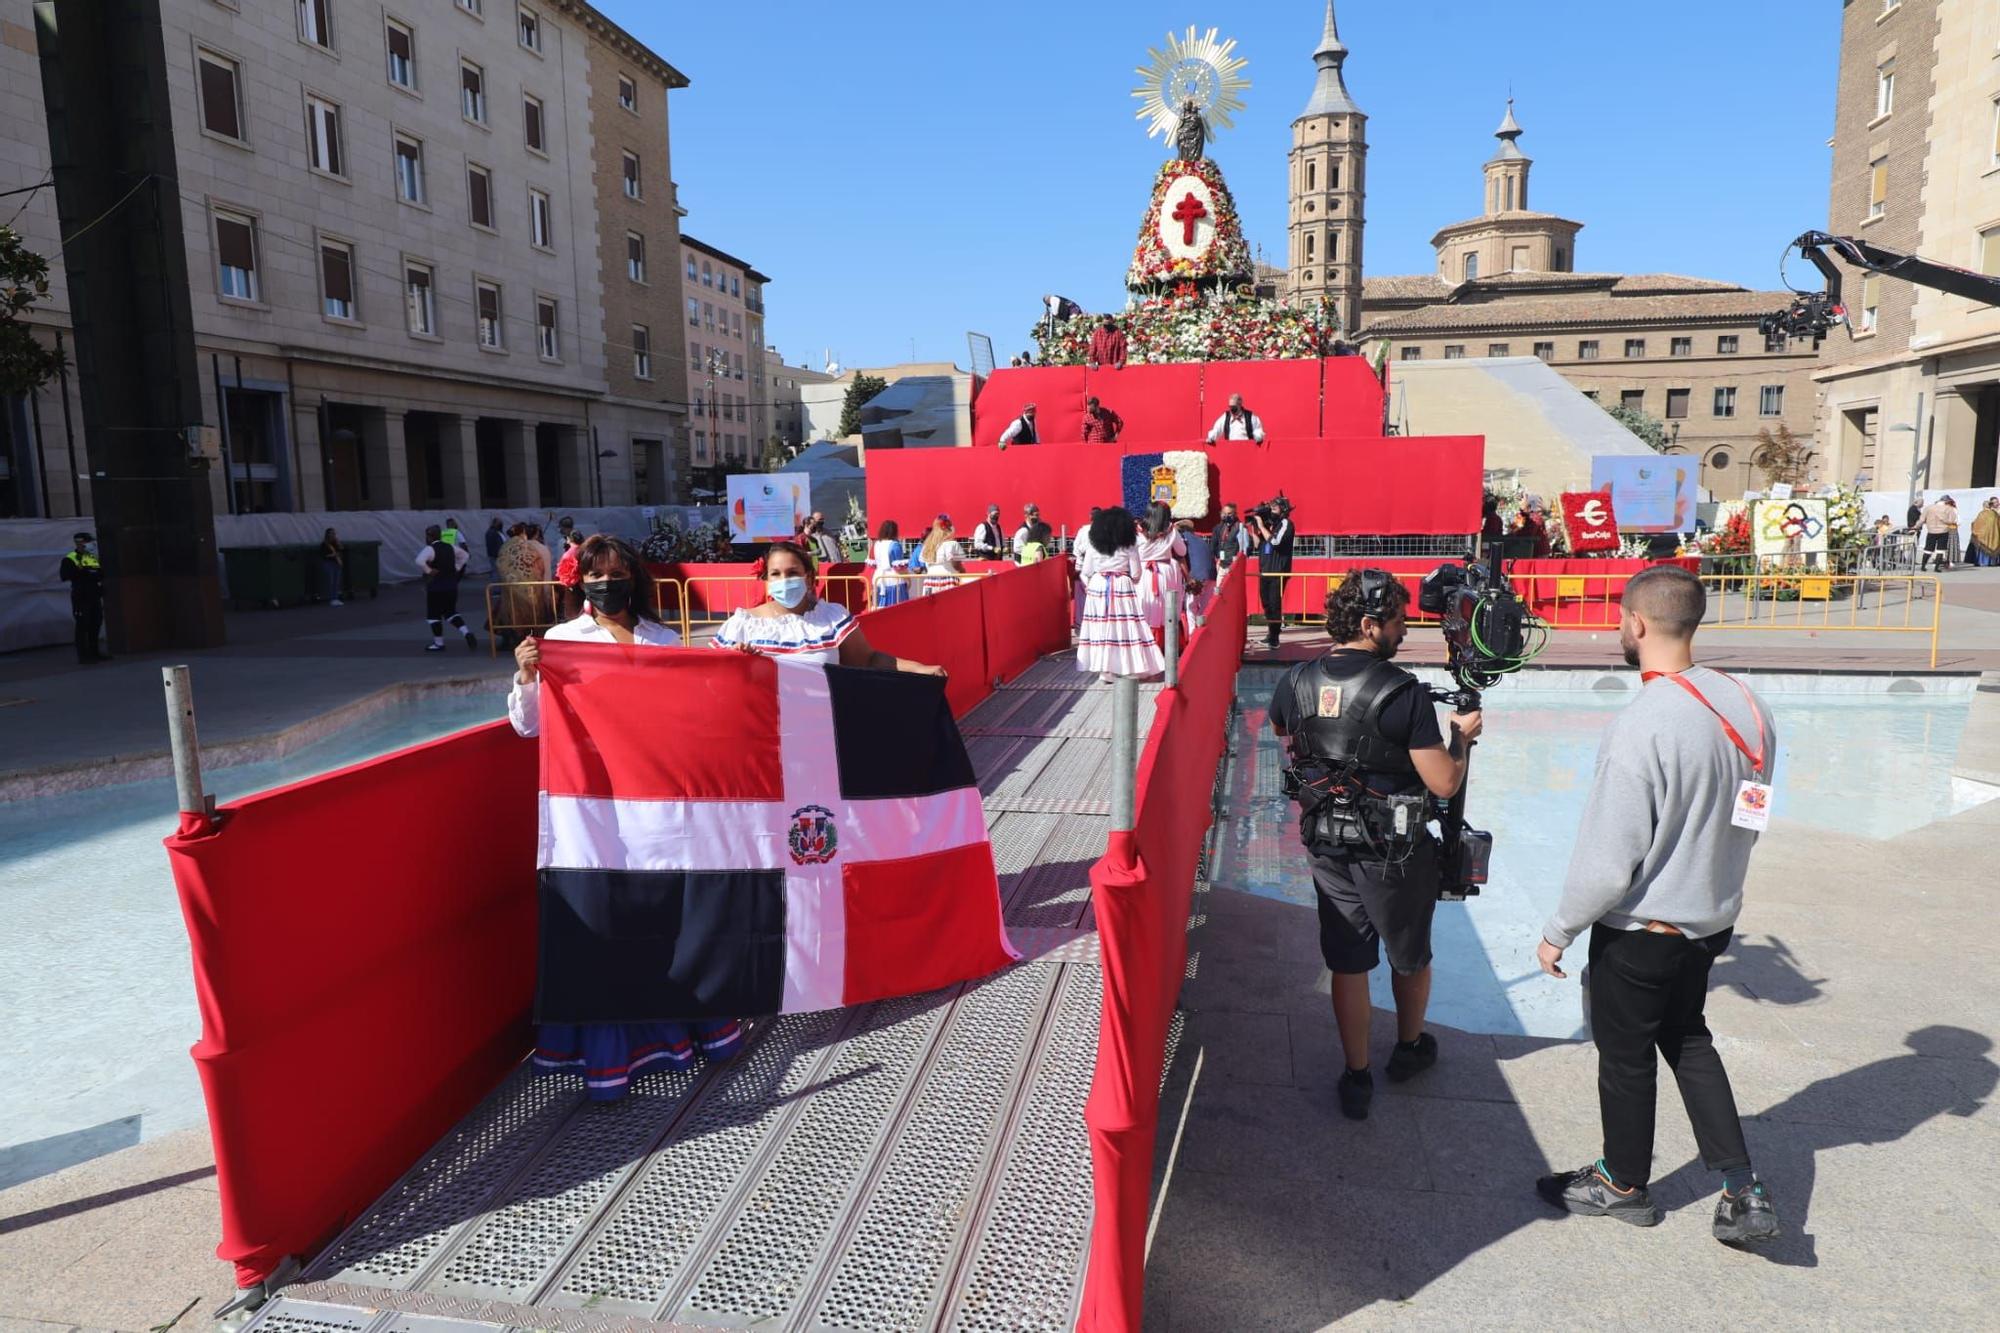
[0,226,65,396]
[836,374,887,439]
[1601,401,1669,452]
[1751,422,1819,488]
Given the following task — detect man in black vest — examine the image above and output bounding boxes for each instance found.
[417,523,477,652]
[1246,497,1294,650]
[59,531,105,663]
[1268,571,1483,1121]
[997,403,1039,449]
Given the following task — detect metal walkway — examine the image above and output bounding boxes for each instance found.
[245,656,1143,1333]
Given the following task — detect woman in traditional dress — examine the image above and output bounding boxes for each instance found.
[1133,502,1189,650]
[920,515,968,596]
[869,519,909,608]
[507,534,746,1099]
[494,522,550,648]
[1076,506,1165,682]
[714,540,945,674]
[1972,498,2000,568]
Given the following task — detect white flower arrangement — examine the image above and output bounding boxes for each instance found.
[1163,450,1210,519]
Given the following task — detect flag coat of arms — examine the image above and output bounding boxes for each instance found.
[534,643,1018,1022]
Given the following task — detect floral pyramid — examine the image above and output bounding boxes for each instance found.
[1126,157,1253,293]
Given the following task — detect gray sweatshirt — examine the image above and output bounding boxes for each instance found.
[1542,667,1777,949]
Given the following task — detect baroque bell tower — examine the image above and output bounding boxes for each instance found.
[1286,0,1366,334]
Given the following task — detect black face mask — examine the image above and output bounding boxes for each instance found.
[583,577,635,616]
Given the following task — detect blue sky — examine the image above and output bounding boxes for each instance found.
[604,1,1841,372]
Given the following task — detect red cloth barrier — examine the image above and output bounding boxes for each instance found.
[979,557,1072,686]
[1322,356,1389,437]
[866,436,1485,540]
[163,722,540,1285]
[1084,363,1205,442]
[971,364,1086,446]
[1200,358,1324,439]
[1505,556,1700,628]
[856,577,992,716]
[1247,555,1443,621]
[1079,564,1249,1333]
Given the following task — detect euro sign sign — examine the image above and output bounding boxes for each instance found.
[1559,491,1622,554]
[1579,498,1608,528]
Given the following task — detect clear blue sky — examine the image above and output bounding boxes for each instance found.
[603,1,1840,372]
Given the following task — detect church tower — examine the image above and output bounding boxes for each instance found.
[1286,1,1367,335]
[1484,99,1531,217]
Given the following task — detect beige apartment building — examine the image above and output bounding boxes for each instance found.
[765,347,837,454]
[679,233,769,486]
[1813,0,2000,496]
[1,0,694,517]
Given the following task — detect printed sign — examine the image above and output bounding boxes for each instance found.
[1559,491,1621,553]
[726,473,810,543]
[1752,498,1828,558]
[1591,457,1698,533]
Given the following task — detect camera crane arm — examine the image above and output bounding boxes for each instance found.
[1762,230,2000,343]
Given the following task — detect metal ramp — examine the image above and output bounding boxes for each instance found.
[247,655,1146,1333]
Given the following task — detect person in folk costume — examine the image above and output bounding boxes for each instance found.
[713,539,942,673]
[919,515,968,596]
[1076,506,1165,683]
[869,519,910,608]
[1133,502,1191,651]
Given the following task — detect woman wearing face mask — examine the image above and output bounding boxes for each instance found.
[507,534,745,1098]
[919,514,966,596]
[713,540,944,673]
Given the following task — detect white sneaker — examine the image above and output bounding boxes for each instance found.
[329,598,344,607]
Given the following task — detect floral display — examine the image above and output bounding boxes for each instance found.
[1161,450,1211,520]
[1825,483,1870,551]
[1119,453,1166,516]
[1033,290,1332,367]
[641,513,736,564]
[1126,157,1254,291]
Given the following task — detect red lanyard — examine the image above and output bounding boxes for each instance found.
[1642,670,1766,775]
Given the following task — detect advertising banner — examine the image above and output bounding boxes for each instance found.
[1590,457,1697,533]
[1558,491,1621,553]
[727,473,810,542]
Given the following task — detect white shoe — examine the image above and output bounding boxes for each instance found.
[329,598,344,606]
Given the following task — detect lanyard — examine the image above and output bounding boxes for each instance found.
[1642,670,1766,775]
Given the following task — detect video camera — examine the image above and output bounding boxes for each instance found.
[1248,493,1292,527]
[1758,291,1844,346]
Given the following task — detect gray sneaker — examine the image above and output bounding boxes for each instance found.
[1712,1181,1781,1246]
[1536,1164,1662,1226]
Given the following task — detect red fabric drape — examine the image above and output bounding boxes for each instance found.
[1083,363,1204,442]
[1505,557,1700,628]
[972,360,1388,448]
[980,558,1073,686]
[970,364,1087,446]
[1322,357,1389,437]
[163,722,539,1286]
[1199,358,1324,438]
[1078,563,1248,1333]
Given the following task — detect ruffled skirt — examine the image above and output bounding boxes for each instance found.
[1077,572,1166,677]
[533,1019,746,1100]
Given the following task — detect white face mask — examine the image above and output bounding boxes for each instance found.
[768,575,809,608]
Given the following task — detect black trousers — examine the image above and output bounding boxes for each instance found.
[1588,924,1750,1187]
[1259,571,1286,641]
[72,598,102,663]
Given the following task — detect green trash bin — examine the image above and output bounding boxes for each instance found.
[222,545,310,609]
[341,540,382,599]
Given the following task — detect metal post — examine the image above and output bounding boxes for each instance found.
[1163,589,1182,686]
[162,665,207,819]
[1110,675,1139,832]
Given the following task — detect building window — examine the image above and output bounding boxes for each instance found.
[298,0,333,50]
[687,296,699,326]
[1578,339,1599,360]
[1876,59,1895,118]
[621,151,641,199]
[319,239,355,320]
[1581,390,1598,402]
[213,210,259,301]
[1717,335,1738,354]
[476,280,503,349]
[1533,340,1554,361]
[1553,247,1567,271]
[1711,449,1732,472]
[1463,252,1479,281]
[529,188,552,248]
[1304,234,1315,263]
[385,18,416,89]
[466,163,492,228]
[460,60,486,124]
[689,339,701,370]
[618,74,637,111]
[1981,225,2000,277]
[1666,388,1690,419]
[1510,245,1528,272]
[704,302,715,331]
[632,324,652,379]
[627,231,646,282]
[405,261,436,334]
[394,134,426,203]
[686,254,698,281]
[517,5,541,52]
[1713,387,1737,418]
[1400,346,1422,361]
[304,95,343,176]
[1444,345,1466,359]
[1765,328,1790,352]
[1869,157,1888,219]
[523,94,545,153]
[701,261,712,288]
[1760,385,1784,416]
[1488,343,1509,357]
[732,311,743,339]
[536,296,558,359]
[1860,274,1880,331]
[456,0,481,14]
[1991,98,2000,169]
[197,49,245,141]
[1621,389,1645,412]
[734,352,745,380]
[1671,336,1692,357]
[1624,338,1646,358]
[731,276,741,298]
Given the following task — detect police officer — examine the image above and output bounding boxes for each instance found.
[59,531,106,664]
[1268,570,1483,1121]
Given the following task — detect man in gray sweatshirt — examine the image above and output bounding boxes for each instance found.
[1533,565,1782,1247]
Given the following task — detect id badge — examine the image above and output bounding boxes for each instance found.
[1731,780,1772,831]
[1317,685,1342,717]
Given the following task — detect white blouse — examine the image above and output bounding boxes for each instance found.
[710,599,859,665]
[506,613,682,737]
[1079,546,1143,582]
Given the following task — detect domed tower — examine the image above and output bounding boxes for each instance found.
[1286,1,1366,334]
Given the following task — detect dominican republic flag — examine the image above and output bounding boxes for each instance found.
[534,642,1018,1022]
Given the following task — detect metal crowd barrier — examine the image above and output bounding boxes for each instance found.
[483,578,683,656]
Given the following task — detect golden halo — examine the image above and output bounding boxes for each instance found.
[1132,25,1250,144]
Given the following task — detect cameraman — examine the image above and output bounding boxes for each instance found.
[1245,498,1293,651]
[1269,571,1482,1121]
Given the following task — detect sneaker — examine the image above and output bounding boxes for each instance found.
[1337,1067,1373,1121]
[1535,1164,1662,1227]
[426,643,445,652]
[463,631,479,652]
[1712,1181,1781,1247]
[1386,1032,1438,1083]
[329,598,344,607]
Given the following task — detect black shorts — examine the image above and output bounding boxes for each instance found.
[1307,838,1440,976]
[425,585,461,619]
[1925,532,1952,552]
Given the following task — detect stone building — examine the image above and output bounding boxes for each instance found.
[1284,0,1367,336]
[1812,0,2000,496]
[765,347,837,453]
[678,234,769,492]
[1,0,696,517]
